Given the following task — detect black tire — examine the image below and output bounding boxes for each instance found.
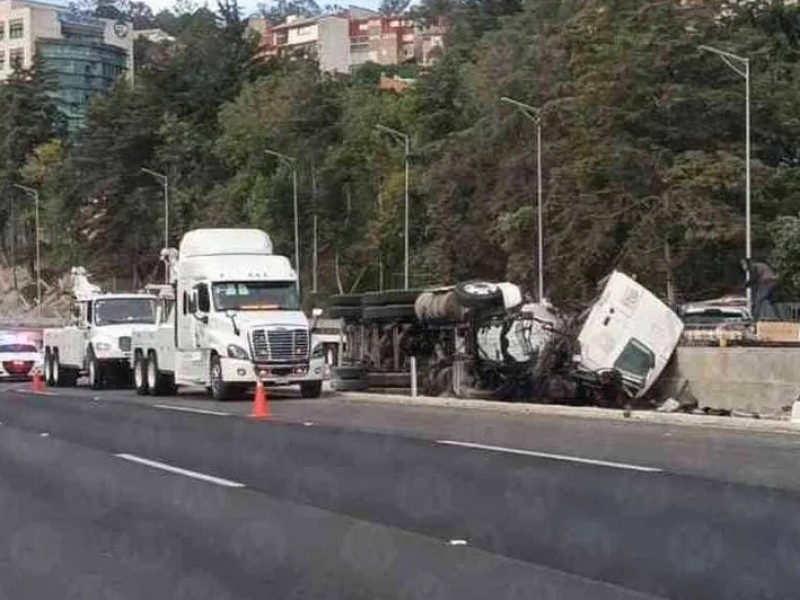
[455,280,503,310]
[53,351,74,387]
[87,349,105,390]
[134,353,149,396]
[328,305,362,320]
[300,380,323,398]
[147,352,176,396]
[327,294,363,307]
[332,365,367,380]
[209,354,238,401]
[332,378,370,392]
[363,304,417,322]
[44,349,54,387]
[361,289,423,306]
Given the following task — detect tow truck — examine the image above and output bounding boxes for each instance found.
[130,228,325,400]
[42,267,158,388]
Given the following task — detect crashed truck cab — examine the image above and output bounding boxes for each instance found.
[574,271,684,399]
[131,229,324,400]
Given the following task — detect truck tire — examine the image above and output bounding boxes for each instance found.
[87,350,105,390]
[327,305,362,320]
[455,281,503,310]
[209,354,238,401]
[44,349,54,387]
[134,353,149,396]
[361,290,423,306]
[327,294,362,307]
[53,351,78,387]
[300,380,323,398]
[147,351,176,396]
[363,304,416,322]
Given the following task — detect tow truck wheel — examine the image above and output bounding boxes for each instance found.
[52,352,61,387]
[209,355,236,401]
[134,354,149,396]
[300,380,323,399]
[88,351,104,390]
[43,349,54,386]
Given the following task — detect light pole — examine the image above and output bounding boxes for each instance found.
[699,45,752,309]
[265,149,300,280]
[141,167,169,250]
[12,184,41,316]
[376,123,410,290]
[501,96,545,302]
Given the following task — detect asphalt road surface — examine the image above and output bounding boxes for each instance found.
[0,382,798,599]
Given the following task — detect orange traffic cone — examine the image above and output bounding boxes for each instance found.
[32,370,45,392]
[251,379,271,420]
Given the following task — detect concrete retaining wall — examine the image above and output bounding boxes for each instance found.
[657,346,800,413]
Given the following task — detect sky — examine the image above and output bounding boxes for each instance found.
[142,0,384,16]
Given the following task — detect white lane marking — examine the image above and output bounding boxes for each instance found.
[40,432,49,437]
[115,453,245,488]
[448,539,468,546]
[437,440,663,473]
[154,404,230,417]
[303,421,314,426]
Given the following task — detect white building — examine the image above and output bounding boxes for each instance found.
[269,13,351,74]
[0,0,133,131]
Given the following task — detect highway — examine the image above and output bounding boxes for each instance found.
[0,382,798,599]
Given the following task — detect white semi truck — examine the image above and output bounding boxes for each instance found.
[130,228,325,400]
[43,268,158,388]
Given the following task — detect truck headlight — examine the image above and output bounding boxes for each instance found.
[227,344,249,360]
[96,342,112,352]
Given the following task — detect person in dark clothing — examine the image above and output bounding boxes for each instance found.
[741,258,778,320]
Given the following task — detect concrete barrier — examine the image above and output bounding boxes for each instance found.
[657,346,800,413]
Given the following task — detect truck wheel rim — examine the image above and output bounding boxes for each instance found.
[211,363,221,395]
[135,360,144,389]
[53,357,59,383]
[147,360,157,389]
[45,356,51,381]
[89,361,96,384]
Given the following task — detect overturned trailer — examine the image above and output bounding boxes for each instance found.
[327,271,684,406]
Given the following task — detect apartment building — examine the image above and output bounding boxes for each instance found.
[0,0,133,132]
[248,6,446,74]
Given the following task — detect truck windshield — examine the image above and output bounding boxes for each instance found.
[212,282,299,311]
[94,298,157,325]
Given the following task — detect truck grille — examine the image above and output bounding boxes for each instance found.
[118,337,132,352]
[251,328,309,362]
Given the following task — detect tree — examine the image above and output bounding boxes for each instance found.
[380,0,410,15]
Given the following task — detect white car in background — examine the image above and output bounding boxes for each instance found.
[0,340,43,380]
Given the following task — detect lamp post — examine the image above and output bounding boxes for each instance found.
[265,149,300,280]
[12,184,41,316]
[140,167,169,250]
[501,96,545,302]
[699,45,752,309]
[376,123,410,290]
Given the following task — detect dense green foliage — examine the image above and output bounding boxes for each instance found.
[5,0,800,305]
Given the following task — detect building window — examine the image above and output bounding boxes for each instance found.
[0,51,4,70]
[9,48,23,69]
[0,23,5,40]
[9,19,24,39]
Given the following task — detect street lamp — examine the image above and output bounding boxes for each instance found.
[265,149,300,280]
[501,96,545,302]
[376,123,410,290]
[699,44,752,309]
[12,184,41,316]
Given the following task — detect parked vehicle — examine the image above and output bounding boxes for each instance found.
[42,268,158,388]
[130,228,325,400]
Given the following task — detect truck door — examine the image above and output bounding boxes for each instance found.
[176,283,210,382]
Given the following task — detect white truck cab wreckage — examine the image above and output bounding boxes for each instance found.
[130,228,325,400]
[327,271,684,405]
[43,267,158,388]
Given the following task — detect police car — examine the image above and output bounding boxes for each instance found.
[0,337,43,380]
